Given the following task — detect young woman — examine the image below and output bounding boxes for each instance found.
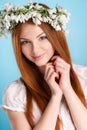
[1,2,87,130]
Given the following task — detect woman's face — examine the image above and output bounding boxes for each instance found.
[20,23,55,67]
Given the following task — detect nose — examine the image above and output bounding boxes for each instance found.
[32,41,40,55]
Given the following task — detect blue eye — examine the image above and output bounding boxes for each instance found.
[40,35,48,40]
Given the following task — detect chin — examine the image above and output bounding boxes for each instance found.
[35,59,49,67]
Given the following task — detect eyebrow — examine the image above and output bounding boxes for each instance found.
[20,32,45,41]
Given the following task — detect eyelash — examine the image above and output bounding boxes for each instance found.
[20,35,48,45]
[40,35,48,40]
[20,41,30,45]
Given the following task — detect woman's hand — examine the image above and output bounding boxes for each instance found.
[51,56,72,92]
[44,62,62,98]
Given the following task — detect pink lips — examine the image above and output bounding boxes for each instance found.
[33,53,45,61]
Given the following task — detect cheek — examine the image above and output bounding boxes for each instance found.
[43,42,54,50]
[21,47,30,58]
[47,44,55,53]
[21,47,26,55]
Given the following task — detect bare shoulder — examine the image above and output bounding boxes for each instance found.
[7,110,32,130]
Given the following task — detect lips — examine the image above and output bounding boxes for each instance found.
[32,53,45,61]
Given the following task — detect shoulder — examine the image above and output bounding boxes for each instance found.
[2,78,26,112]
[73,64,87,78]
[73,64,87,98]
[3,78,26,98]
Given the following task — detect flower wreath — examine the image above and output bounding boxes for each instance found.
[0,2,70,38]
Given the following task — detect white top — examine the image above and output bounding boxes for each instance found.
[1,64,87,130]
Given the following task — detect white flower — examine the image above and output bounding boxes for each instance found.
[35,3,42,9]
[15,15,21,23]
[36,13,42,21]
[29,3,34,10]
[32,17,41,25]
[10,14,21,23]
[12,6,24,11]
[58,6,63,12]
[0,2,70,38]
[59,15,68,25]
[4,15,11,25]
[42,16,48,22]
[3,3,12,11]
[55,25,61,31]
[31,11,37,17]
[19,14,26,23]
[50,14,56,19]
[48,8,56,15]
[62,24,66,31]
[24,13,30,21]
[5,21,10,29]
[10,14,15,20]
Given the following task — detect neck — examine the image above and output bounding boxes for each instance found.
[39,65,45,75]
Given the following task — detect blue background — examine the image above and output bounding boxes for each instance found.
[0,0,87,129]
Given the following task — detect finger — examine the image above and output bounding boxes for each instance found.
[51,56,64,65]
[51,55,58,61]
[55,65,70,76]
[45,62,54,74]
[45,67,55,80]
[51,55,67,66]
[44,63,54,79]
[54,62,70,71]
[49,71,59,84]
[53,57,70,69]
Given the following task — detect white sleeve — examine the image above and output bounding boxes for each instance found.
[73,64,87,99]
[1,79,26,112]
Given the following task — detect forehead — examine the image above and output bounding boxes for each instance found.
[20,23,44,38]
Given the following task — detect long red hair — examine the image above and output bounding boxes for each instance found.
[11,3,87,130]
